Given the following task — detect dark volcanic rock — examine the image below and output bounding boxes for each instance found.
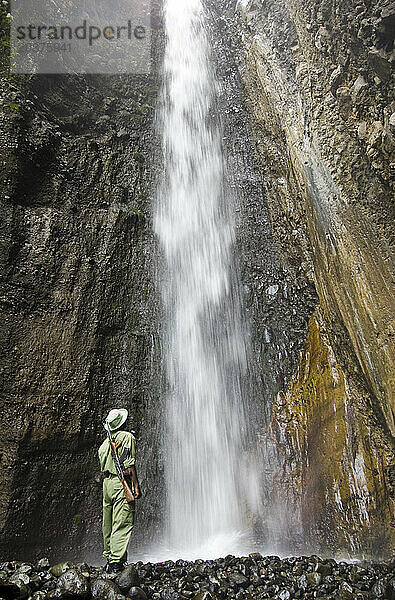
[192,591,221,600]
[47,589,73,599]
[227,572,249,590]
[32,592,47,600]
[0,580,28,599]
[386,578,395,600]
[91,577,124,600]
[0,555,394,600]
[160,588,180,600]
[56,568,89,597]
[128,586,148,600]
[116,565,140,592]
[211,0,395,558]
[0,39,162,562]
[49,564,73,578]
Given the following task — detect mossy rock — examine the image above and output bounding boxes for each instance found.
[49,562,74,577]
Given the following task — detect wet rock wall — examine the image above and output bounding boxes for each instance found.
[0,66,161,559]
[214,0,394,557]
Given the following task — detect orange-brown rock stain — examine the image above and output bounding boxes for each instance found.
[271,309,394,558]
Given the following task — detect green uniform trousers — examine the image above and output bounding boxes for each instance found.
[102,476,135,562]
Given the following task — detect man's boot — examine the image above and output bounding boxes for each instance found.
[107,562,123,575]
[120,551,127,567]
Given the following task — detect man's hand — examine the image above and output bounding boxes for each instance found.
[123,466,141,499]
[132,483,142,500]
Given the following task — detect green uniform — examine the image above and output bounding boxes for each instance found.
[98,430,136,563]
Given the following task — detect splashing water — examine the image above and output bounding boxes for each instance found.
[153,0,258,560]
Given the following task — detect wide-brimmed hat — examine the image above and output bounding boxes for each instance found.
[105,408,128,431]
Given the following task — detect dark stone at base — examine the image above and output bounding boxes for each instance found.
[0,581,25,599]
[116,566,140,592]
[128,586,148,600]
[91,578,123,600]
[0,580,28,599]
[192,591,222,600]
[47,589,72,599]
[50,565,74,578]
[161,588,180,600]
[0,554,394,600]
[386,578,395,600]
[56,569,90,597]
[228,573,249,590]
[32,592,47,600]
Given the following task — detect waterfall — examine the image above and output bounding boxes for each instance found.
[154,0,257,560]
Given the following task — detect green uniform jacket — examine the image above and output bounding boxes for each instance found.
[98,430,136,474]
[98,430,136,563]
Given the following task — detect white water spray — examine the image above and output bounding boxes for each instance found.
[154,0,257,560]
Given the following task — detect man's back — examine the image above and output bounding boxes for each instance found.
[98,430,136,475]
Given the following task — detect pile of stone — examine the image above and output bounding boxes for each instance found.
[0,554,394,600]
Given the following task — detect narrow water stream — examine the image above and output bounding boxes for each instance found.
[153,0,258,560]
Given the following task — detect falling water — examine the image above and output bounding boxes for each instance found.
[154,0,256,559]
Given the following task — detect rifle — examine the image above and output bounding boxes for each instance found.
[104,422,135,503]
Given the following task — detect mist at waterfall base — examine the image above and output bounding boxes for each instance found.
[142,0,267,562]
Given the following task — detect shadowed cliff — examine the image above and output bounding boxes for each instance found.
[0,71,162,558]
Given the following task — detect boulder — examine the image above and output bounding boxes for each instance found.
[10,573,30,587]
[276,590,291,600]
[47,589,73,599]
[56,568,89,597]
[315,562,333,577]
[49,564,73,578]
[368,49,392,81]
[227,572,249,589]
[91,577,123,600]
[160,588,180,600]
[248,553,263,561]
[32,592,47,600]
[116,565,140,592]
[371,578,386,597]
[296,574,308,591]
[128,587,148,600]
[338,581,354,600]
[15,565,32,576]
[37,558,50,570]
[192,592,221,600]
[0,579,29,599]
[306,572,322,586]
[386,578,395,600]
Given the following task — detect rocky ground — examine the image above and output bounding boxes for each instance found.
[0,554,394,600]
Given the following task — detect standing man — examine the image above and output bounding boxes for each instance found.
[98,408,141,574]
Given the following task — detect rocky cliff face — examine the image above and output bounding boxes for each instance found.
[0,67,161,558]
[215,0,394,558]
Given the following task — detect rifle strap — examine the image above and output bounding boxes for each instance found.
[108,432,129,471]
[114,431,130,471]
[108,440,122,453]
